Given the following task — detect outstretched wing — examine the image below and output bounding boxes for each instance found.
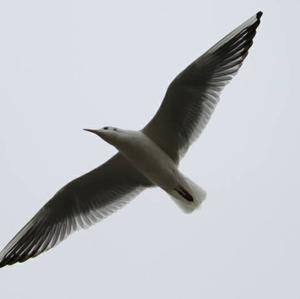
[143,12,262,163]
[0,153,151,267]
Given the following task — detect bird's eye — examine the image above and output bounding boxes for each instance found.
[113,128,117,131]
[103,127,109,130]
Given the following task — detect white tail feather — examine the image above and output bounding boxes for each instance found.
[166,176,206,213]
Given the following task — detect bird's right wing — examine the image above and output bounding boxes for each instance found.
[0,153,152,267]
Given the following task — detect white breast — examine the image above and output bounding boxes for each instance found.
[114,131,180,189]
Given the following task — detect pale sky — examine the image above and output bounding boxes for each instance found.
[0,0,299,298]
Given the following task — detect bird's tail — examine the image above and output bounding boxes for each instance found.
[167,176,206,213]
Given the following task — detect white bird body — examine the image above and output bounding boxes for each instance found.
[97,128,205,211]
[0,12,262,267]
[102,129,179,189]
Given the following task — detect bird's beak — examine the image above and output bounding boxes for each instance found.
[83,128,111,143]
[83,128,108,141]
[83,128,99,135]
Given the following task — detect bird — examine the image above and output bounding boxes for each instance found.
[0,12,262,267]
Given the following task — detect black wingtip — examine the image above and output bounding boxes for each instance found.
[257,11,263,19]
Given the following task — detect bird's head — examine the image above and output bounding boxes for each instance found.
[83,126,125,146]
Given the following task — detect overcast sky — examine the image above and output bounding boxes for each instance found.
[0,0,299,298]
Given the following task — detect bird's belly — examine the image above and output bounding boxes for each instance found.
[118,135,179,189]
[133,157,177,189]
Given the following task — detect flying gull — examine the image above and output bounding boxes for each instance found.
[0,12,262,267]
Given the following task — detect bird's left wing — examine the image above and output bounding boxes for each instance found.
[0,153,151,267]
[143,12,262,163]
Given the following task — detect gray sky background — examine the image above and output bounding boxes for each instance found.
[0,0,299,298]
